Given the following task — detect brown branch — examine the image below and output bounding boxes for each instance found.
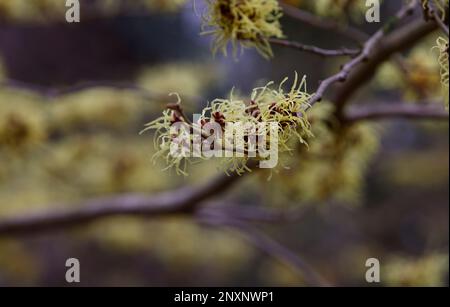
[307,32,383,107]
[0,171,246,236]
[344,103,449,123]
[279,2,368,43]
[308,0,419,109]
[269,38,360,57]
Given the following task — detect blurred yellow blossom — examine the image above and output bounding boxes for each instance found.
[202,0,284,58]
[385,253,449,286]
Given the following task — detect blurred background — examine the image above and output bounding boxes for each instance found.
[0,0,448,286]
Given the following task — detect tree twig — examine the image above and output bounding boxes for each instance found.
[269,38,360,57]
[0,171,247,236]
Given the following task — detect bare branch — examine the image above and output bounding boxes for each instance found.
[269,38,360,57]
[0,171,247,236]
[344,103,449,123]
[279,2,368,43]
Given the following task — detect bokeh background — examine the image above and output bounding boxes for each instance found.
[0,0,448,286]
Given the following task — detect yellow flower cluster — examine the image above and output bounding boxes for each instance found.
[138,63,219,101]
[421,1,449,108]
[384,253,449,286]
[433,37,449,108]
[49,88,147,132]
[0,87,152,152]
[374,35,448,105]
[0,0,66,23]
[202,0,284,58]
[0,90,48,152]
[143,73,312,175]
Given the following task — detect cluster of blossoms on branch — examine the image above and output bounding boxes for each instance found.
[145,0,449,179]
[422,0,450,107]
[201,0,284,58]
[434,36,449,107]
[142,74,312,175]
